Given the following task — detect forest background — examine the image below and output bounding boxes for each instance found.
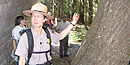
[41,0,99,42]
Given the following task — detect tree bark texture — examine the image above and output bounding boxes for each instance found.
[71,0,130,65]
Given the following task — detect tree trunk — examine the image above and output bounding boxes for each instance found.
[72,0,76,12]
[38,0,41,3]
[44,0,51,12]
[88,0,93,24]
[68,0,71,21]
[52,0,54,17]
[85,0,88,21]
[71,0,130,65]
[82,0,84,23]
[58,3,60,19]
[61,0,63,17]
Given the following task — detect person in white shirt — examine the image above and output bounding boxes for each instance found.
[11,16,26,65]
[55,16,70,58]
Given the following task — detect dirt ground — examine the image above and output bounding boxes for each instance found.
[51,57,74,65]
[51,43,81,65]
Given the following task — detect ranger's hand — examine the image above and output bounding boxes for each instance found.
[71,12,79,25]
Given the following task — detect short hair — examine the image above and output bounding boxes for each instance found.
[15,16,24,26]
[62,16,67,18]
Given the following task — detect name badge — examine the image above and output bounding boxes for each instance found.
[47,39,50,44]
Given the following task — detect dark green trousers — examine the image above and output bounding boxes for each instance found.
[60,35,69,55]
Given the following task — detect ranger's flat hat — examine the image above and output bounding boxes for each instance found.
[23,3,53,20]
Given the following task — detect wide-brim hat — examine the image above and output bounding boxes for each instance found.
[23,3,53,20]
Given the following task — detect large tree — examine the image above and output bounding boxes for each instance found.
[71,0,130,65]
[44,0,51,12]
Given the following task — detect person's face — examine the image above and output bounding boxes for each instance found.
[25,20,29,24]
[63,17,67,22]
[31,13,44,28]
[20,19,26,26]
[25,20,29,26]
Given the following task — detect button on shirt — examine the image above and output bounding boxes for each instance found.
[56,21,69,33]
[15,27,60,65]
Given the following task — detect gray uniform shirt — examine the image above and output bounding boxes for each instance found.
[56,21,69,33]
[15,27,60,65]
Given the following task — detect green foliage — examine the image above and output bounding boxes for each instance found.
[47,0,98,40]
[42,0,99,42]
[69,31,77,41]
[41,0,44,3]
[78,25,88,40]
[69,25,88,42]
[49,0,98,26]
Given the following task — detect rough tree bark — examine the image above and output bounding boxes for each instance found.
[71,0,130,65]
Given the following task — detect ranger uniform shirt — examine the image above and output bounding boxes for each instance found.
[15,27,60,65]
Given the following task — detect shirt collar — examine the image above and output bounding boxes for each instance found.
[61,21,67,23]
[31,27,47,37]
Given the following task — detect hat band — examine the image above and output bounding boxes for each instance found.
[32,10,46,14]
